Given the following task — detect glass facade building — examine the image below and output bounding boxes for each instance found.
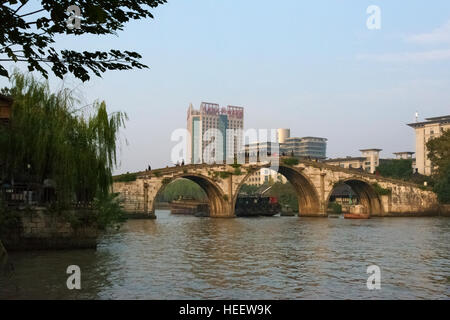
[281,137,327,159]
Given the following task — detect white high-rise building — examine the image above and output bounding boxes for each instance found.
[187,102,244,164]
[407,115,450,175]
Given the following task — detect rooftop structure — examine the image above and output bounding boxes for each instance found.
[393,152,415,160]
[324,149,382,174]
[276,128,290,144]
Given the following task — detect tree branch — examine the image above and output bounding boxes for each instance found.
[18,8,45,18]
[13,1,28,15]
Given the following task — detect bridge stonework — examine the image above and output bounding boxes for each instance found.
[113,161,439,218]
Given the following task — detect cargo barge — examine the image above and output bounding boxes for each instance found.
[235,195,281,217]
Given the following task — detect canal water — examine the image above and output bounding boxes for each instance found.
[0,211,449,299]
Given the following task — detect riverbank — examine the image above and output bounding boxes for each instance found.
[121,202,168,219]
[125,212,157,219]
[155,202,170,210]
[439,204,450,217]
[1,208,99,251]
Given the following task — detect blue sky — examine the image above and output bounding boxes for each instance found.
[2,0,450,173]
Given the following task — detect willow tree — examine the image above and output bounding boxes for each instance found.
[0,71,127,206]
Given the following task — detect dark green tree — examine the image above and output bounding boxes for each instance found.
[156,179,207,203]
[426,129,450,203]
[377,159,413,180]
[0,0,166,81]
[432,165,450,204]
[238,184,260,196]
[427,129,450,175]
[266,181,298,212]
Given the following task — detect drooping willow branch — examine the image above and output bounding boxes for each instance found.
[0,71,128,204]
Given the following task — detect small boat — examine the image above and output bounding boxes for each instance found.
[328,214,341,218]
[344,213,370,219]
[194,211,209,217]
[169,197,209,216]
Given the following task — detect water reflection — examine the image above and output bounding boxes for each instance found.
[1,211,449,299]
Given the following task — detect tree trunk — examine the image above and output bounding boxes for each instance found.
[0,239,7,266]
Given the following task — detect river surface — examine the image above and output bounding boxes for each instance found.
[0,211,449,299]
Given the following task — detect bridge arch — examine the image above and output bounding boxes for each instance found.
[278,165,321,215]
[151,173,229,217]
[326,178,383,215]
[232,164,321,216]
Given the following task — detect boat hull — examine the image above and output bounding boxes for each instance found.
[169,200,209,216]
[236,211,279,217]
[328,214,341,218]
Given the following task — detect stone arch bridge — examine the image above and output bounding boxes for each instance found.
[113,159,438,218]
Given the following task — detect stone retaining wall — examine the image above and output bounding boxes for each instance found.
[1,208,99,251]
[439,204,450,217]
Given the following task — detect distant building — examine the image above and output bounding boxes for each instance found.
[324,149,382,174]
[393,152,415,160]
[246,169,262,186]
[276,128,290,144]
[407,115,450,176]
[243,141,285,186]
[246,168,286,186]
[329,184,359,209]
[360,149,382,174]
[261,168,286,184]
[244,141,279,159]
[281,136,327,160]
[187,102,244,164]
